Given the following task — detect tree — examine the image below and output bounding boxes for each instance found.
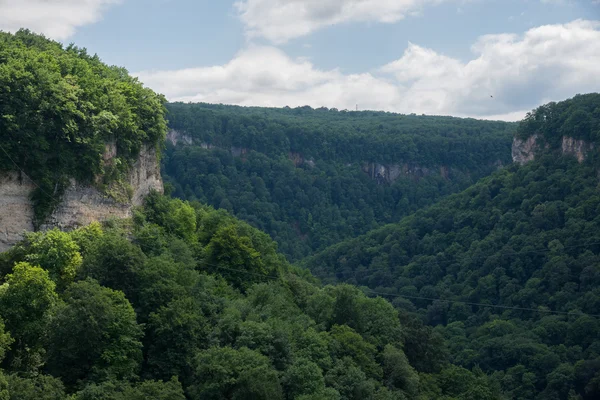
[4,374,67,400]
[21,229,83,289]
[45,279,143,386]
[0,319,13,365]
[72,377,185,400]
[329,325,381,380]
[145,297,208,384]
[0,262,58,372]
[205,224,275,290]
[381,345,419,396]
[281,358,325,399]
[79,233,146,305]
[189,346,283,400]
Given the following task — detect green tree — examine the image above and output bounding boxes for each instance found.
[145,297,208,383]
[4,374,67,400]
[45,279,143,386]
[20,229,83,289]
[205,224,276,290]
[381,345,419,396]
[189,346,283,400]
[282,358,325,399]
[0,262,58,371]
[79,233,146,305]
[73,377,185,400]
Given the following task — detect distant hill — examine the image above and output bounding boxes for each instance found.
[303,94,600,399]
[163,102,515,260]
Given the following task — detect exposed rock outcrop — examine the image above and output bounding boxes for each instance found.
[0,143,163,252]
[362,162,433,184]
[561,137,595,163]
[288,152,315,168]
[0,172,35,252]
[512,134,595,165]
[512,134,540,165]
[166,129,193,146]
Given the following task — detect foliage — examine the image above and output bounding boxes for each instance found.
[0,262,58,372]
[20,229,83,290]
[304,96,600,399]
[45,279,143,387]
[163,102,515,260]
[518,93,600,144]
[0,30,167,225]
[0,195,499,399]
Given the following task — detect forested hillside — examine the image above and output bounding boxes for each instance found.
[163,102,514,260]
[0,30,167,225]
[303,94,600,399]
[0,193,503,399]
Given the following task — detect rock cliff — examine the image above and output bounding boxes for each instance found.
[0,143,163,252]
[561,137,595,163]
[166,129,193,146]
[512,134,596,164]
[361,162,436,184]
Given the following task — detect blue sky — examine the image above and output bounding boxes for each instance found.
[1,0,600,120]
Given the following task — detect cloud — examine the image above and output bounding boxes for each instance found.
[0,0,121,40]
[135,19,600,121]
[234,0,447,43]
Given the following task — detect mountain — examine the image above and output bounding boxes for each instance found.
[0,30,166,251]
[0,30,506,400]
[162,102,515,260]
[302,94,600,399]
[0,193,505,399]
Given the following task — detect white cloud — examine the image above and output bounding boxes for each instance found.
[136,19,600,121]
[0,0,121,40]
[234,0,447,43]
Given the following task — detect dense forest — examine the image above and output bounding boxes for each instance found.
[163,103,514,260]
[2,28,600,400]
[0,30,167,225]
[0,193,503,399]
[303,94,600,399]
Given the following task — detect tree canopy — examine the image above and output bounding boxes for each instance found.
[163,102,514,260]
[0,30,167,225]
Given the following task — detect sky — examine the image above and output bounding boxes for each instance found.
[1,0,600,120]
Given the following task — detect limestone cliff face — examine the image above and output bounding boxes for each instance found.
[512,134,540,165]
[0,172,35,252]
[166,129,193,146]
[512,134,595,164]
[0,143,163,252]
[561,137,595,163]
[362,162,435,184]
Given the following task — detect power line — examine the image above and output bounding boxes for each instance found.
[196,261,600,319]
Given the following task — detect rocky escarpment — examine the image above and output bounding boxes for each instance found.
[0,173,36,251]
[166,129,193,146]
[362,162,449,184]
[562,137,595,163]
[512,135,596,165]
[0,144,163,252]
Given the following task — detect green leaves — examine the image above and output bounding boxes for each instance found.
[45,279,143,386]
[189,346,283,400]
[22,229,83,290]
[0,30,167,223]
[0,262,58,372]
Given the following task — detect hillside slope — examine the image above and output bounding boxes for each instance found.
[163,103,514,260]
[303,94,600,399]
[0,30,166,250]
[0,193,504,400]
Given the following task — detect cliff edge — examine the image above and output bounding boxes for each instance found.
[0,144,163,252]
